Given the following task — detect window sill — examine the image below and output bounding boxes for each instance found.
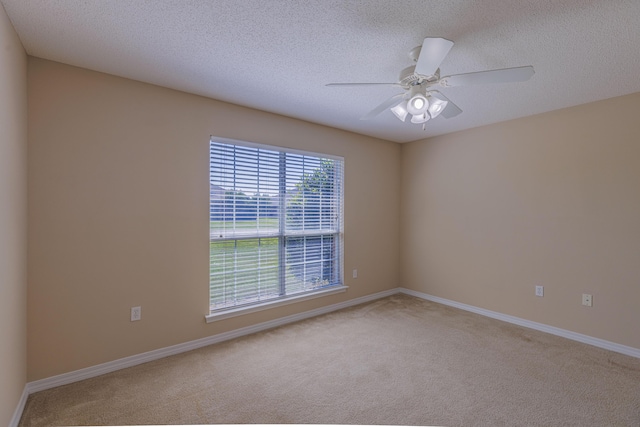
[205,285,349,323]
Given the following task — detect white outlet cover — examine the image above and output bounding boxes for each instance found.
[535,286,544,297]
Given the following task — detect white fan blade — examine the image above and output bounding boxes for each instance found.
[414,37,454,77]
[441,66,534,87]
[361,93,406,120]
[326,83,403,87]
[431,91,462,119]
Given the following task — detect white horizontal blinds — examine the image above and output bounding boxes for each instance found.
[284,153,342,234]
[284,235,338,294]
[210,142,281,239]
[209,238,280,309]
[210,138,344,312]
[210,142,282,310]
[284,152,343,294]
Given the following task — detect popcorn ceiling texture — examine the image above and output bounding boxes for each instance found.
[2,0,639,142]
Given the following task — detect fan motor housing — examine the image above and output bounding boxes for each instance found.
[399,65,420,86]
[399,65,440,86]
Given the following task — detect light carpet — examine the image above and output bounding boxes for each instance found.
[19,294,640,426]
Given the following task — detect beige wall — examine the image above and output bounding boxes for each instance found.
[401,93,640,349]
[24,53,640,384]
[27,58,401,381]
[0,4,28,426]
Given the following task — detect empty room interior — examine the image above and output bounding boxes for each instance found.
[2,1,640,426]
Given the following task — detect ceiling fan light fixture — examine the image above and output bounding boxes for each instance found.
[410,113,430,124]
[390,100,409,122]
[328,37,536,131]
[411,97,426,110]
[406,93,429,115]
[427,96,448,118]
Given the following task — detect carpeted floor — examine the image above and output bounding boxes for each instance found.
[19,294,640,426]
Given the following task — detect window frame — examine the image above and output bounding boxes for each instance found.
[206,137,346,323]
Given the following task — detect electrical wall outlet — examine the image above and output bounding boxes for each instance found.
[582,294,593,307]
[535,286,544,297]
[352,269,358,279]
[131,306,141,321]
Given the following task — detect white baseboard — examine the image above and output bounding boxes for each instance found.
[9,385,29,427]
[16,286,640,424]
[398,287,640,359]
[26,288,398,394]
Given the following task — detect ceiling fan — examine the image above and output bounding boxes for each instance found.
[326,37,535,129]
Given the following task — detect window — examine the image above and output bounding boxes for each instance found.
[208,137,345,319]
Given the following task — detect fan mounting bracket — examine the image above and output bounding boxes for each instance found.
[409,45,421,63]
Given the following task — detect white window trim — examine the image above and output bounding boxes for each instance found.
[211,136,344,162]
[205,285,348,323]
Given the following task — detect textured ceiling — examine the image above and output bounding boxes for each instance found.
[2,0,640,143]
